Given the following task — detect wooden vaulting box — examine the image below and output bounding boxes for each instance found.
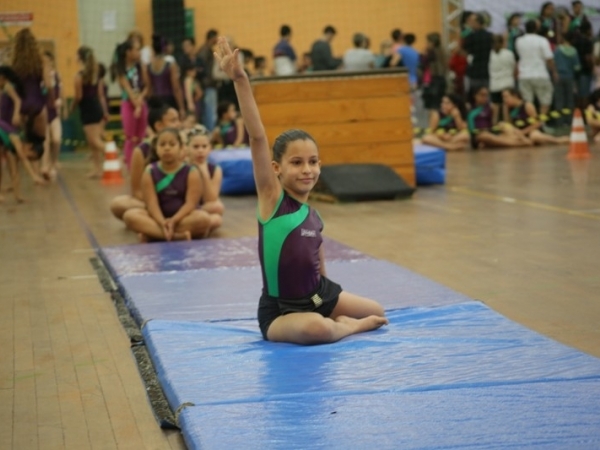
[251,69,415,187]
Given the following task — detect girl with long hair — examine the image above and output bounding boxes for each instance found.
[112,38,149,168]
[70,46,108,178]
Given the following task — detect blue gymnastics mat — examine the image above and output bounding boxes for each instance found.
[100,236,370,278]
[414,144,445,186]
[118,259,472,324]
[141,303,600,449]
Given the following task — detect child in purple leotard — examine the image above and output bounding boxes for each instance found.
[41,51,63,180]
[122,128,212,241]
[212,101,248,147]
[11,29,52,157]
[147,34,185,117]
[502,88,570,146]
[186,125,224,233]
[467,86,532,149]
[70,46,109,179]
[0,66,45,198]
[109,100,181,221]
[215,37,388,344]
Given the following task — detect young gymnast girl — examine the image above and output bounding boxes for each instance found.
[467,86,531,149]
[502,89,570,146]
[109,101,181,220]
[214,37,388,345]
[70,46,108,178]
[122,128,213,241]
[186,125,224,232]
[147,34,185,117]
[0,66,45,190]
[212,101,248,147]
[421,94,470,151]
[586,89,600,144]
[113,38,149,168]
[41,51,63,180]
[11,29,52,159]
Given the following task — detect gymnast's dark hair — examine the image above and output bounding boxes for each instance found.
[147,97,173,132]
[110,39,134,82]
[0,65,24,97]
[272,129,316,163]
[152,34,165,55]
[444,93,468,119]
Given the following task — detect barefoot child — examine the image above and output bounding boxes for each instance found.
[186,125,224,232]
[586,89,600,143]
[502,88,570,146]
[467,86,531,149]
[70,46,108,178]
[0,65,45,190]
[421,94,471,151]
[214,37,388,345]
[109,101,181,220]
[123,128,212,241]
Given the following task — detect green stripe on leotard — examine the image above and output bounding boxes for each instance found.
[438,115,453,128]
[467,106,483,132]
[259,191,310,297]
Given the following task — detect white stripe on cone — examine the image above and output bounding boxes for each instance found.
[103,160,121,171]
[570,131,588,142]
[105,141,117,152]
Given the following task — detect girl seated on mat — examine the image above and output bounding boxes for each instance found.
[467,86,532,149]
[214,37,388,345]
[123,127,212,242]
[109,100,181,221]
[421,94,470,152]
[585,89,600,143]
[186,125,224,232]
[211,101,249,148]
[501,89,570,146]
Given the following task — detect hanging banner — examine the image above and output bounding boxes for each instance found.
[0,12,33,27]
[463,1,600,34]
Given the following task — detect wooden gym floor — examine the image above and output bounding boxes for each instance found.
[1,145,599,449]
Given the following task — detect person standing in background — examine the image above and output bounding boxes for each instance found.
[273,25,297,76]
[391,29,403,53]
[573,22,594,109]
[398,34,420,89]
[553,31,581,127]
[310,26,342,71]
[462,13,493,91]
[515,20,558,116]
[504,13,524,54]
[343,33,375,71]
[489,35,516,124]
[539,2,560,50]
[564,1,591,34]
[198,29,219,130]
[422,32,447,113]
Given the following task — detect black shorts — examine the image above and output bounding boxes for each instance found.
[257,276,342,340]
[79,98,104,125]
[490,91,504,105]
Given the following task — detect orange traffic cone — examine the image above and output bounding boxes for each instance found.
[102,139,124,185]
[567,109,591,160]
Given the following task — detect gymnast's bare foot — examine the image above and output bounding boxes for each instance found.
[335,315,389,333]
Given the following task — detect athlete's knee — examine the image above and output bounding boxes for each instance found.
[300,318,335,343]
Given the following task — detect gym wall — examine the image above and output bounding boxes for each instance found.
[133,0,442,66]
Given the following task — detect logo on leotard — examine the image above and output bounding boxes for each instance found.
[301,228,317,238]
[311,294,323,307]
